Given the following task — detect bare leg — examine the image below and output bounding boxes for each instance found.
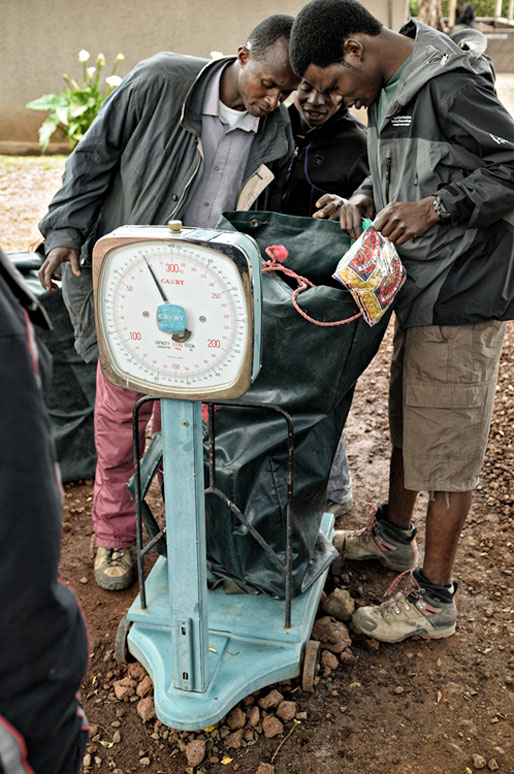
[386,446,471,585]
[423,491,472,585]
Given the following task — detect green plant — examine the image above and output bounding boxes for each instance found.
[26,50,125,153]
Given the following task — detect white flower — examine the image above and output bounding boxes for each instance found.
[210,50,224,60]
[86,67,96,79]
[105,75,122,87]
[116,52,125,61]
[78,49,90,63]
[97,53,106,66]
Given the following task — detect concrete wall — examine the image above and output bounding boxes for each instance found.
[1,0,408,153]
[483,25,514,72]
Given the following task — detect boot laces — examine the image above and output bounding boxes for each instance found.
[347,503,380,543]
[107,548,127,565]
[376,570,421,619]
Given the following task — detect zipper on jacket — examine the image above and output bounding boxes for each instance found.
[165,138,203,222]
[385,151,392,203]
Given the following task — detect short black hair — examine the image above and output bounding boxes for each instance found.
[290,0,382,76]
[247,14,295,59]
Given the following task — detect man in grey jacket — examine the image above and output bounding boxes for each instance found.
[290,0,514,643]
[39,15,299,591]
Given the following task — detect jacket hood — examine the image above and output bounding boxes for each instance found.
[393,19,493,109]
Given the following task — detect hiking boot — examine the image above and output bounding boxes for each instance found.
[326,495,354,519]
[94,546,134,591]
[352,569,457,643]
[333,504,418,572]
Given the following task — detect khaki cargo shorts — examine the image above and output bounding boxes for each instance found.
[389,320,506,492]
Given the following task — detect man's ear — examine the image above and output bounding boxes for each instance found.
[237,46,251,67]
[343,38,364,62]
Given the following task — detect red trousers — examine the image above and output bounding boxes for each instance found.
[92,364,160,547]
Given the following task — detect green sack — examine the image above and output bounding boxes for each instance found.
[204,212,392,598]
[8,251,97,481]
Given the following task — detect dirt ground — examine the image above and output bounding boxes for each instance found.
[1,77,514,774]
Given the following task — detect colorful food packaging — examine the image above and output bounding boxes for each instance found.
[332,220,406,326]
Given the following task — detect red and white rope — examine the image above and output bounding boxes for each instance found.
[262,245,362,327]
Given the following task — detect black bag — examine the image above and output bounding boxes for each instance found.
[203,212,392,597]
[8,252,97,481]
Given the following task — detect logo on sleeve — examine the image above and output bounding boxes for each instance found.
[490,133,509,145]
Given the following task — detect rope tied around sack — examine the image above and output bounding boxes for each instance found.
[262,245,362,327]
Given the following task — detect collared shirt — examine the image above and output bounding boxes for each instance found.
[182,65,259,228]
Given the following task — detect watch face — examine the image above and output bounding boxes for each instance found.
[94,233,256,399]
[434,196,450,221]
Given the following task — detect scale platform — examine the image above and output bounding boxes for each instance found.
[125,512,334,730]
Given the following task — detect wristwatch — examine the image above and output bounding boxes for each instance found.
[433,195,451,222]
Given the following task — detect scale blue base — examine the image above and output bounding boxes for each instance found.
[126,512,334,731]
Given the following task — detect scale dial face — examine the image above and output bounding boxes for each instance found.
[94,232,255,399]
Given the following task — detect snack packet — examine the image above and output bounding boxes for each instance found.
[332,219,406,326]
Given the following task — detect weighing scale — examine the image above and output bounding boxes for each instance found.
[93,222,334,730]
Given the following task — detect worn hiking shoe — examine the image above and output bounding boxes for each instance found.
[94,546,134,591]
[326,495,354,519]
[352,569,457,643]
[333,504,418,572]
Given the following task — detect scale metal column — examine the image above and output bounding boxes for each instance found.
[93,222,334,730]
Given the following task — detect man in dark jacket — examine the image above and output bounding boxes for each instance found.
[290,0,514,643]
[38,15,299,591]
[282,78,368,217]
[0,247,89,774]
[281,78,369,517]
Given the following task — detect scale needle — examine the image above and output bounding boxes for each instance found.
[143,256,169,302]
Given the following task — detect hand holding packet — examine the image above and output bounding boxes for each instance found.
[332,218,406,326]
